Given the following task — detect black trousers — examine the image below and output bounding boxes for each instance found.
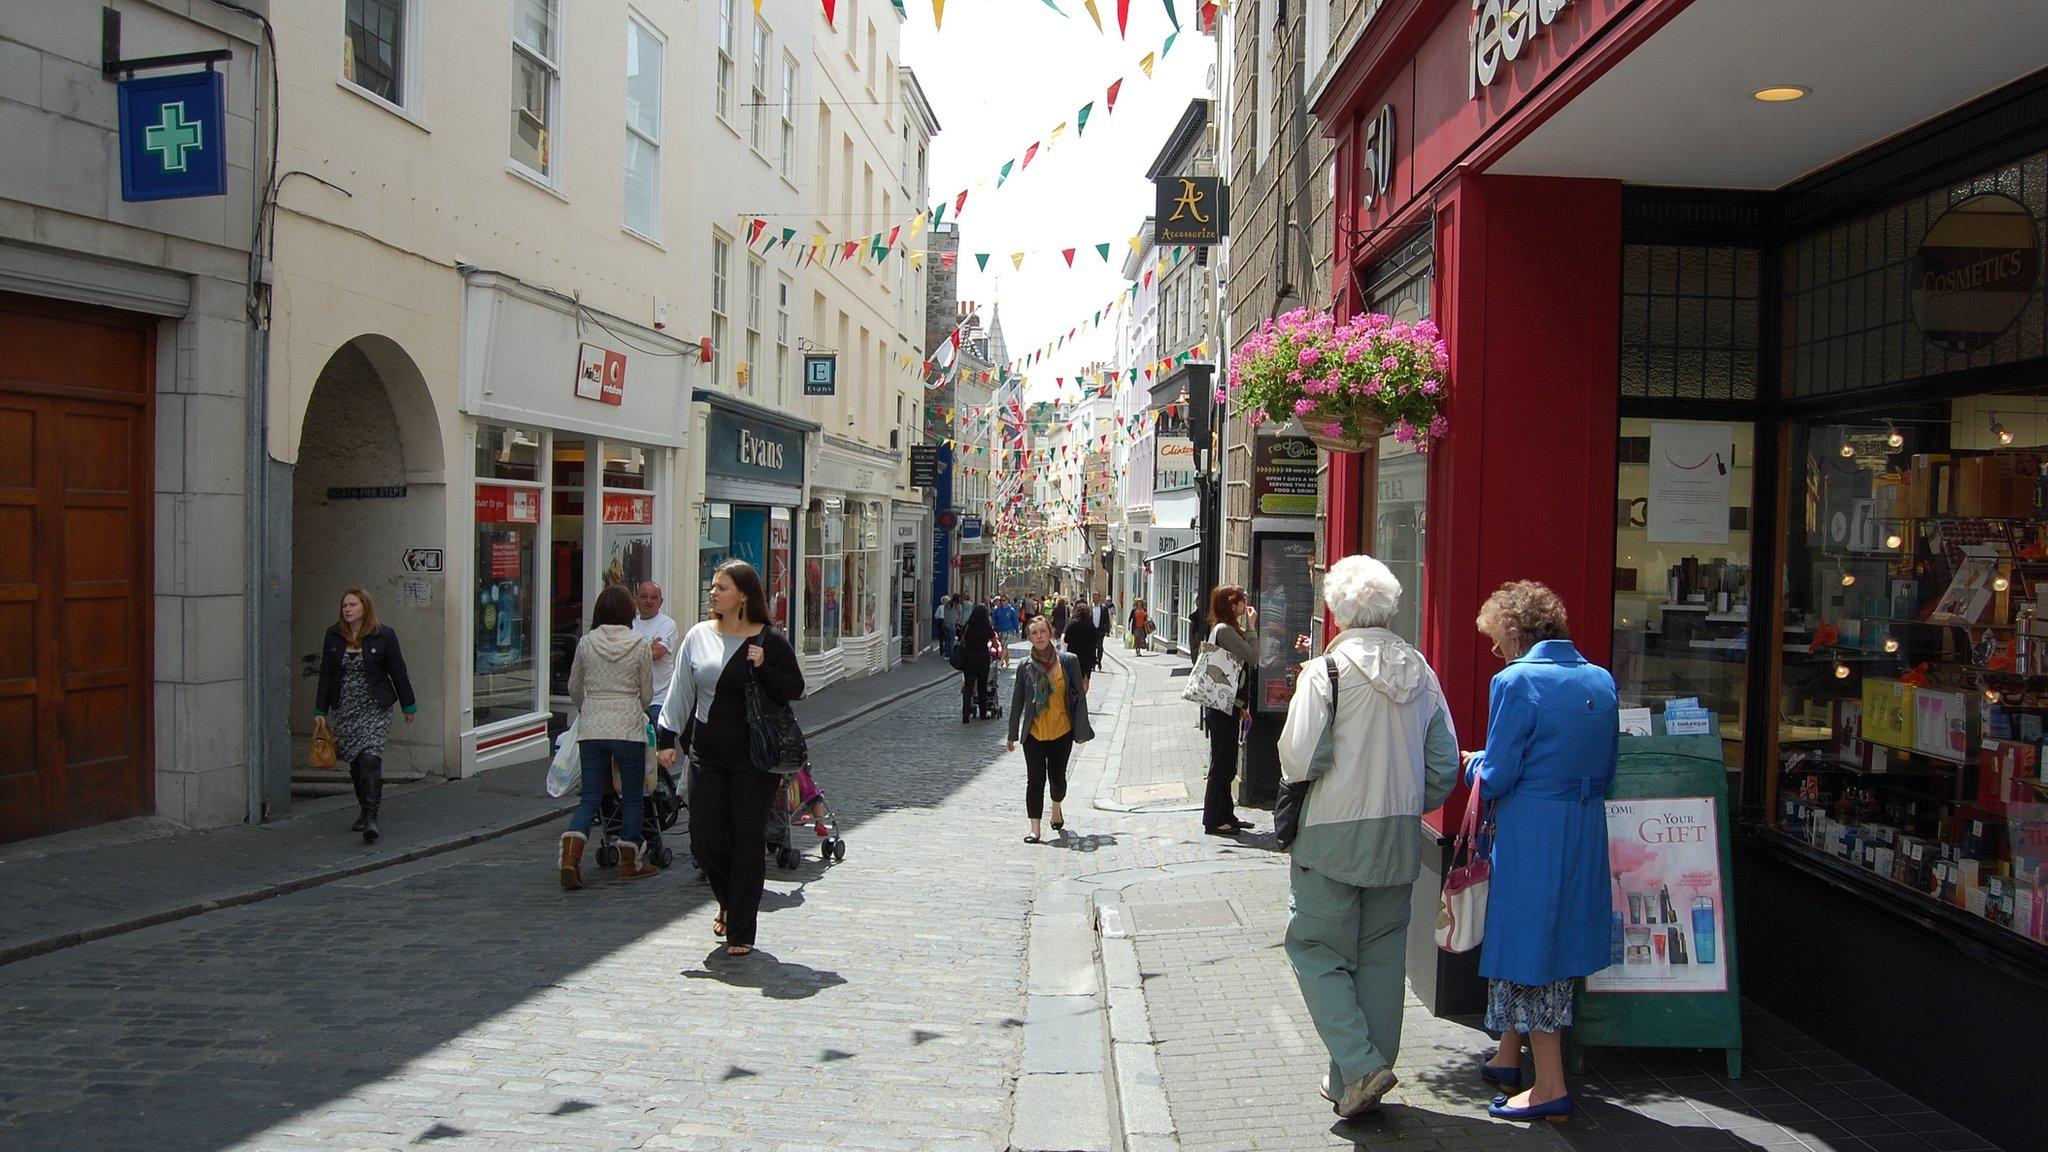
[689,763,780,948]
[1022,733,1073,820]
[961,668,990,715]
[1202,707,1241,830]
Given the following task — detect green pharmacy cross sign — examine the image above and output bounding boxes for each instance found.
[118,71,228,201]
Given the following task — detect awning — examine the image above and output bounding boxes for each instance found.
[1149,539,1201,563]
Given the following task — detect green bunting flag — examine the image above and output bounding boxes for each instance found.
[1163,0,1179,30]
[998,159,1015,187]
[1095,243,1111,262]
[1076,102,1093,135]
[975,253,991,272]
[1162,29,1178,56]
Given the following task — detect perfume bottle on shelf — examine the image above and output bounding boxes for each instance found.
[1693,896,1718,964]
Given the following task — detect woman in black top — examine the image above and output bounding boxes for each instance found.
[958,604,998,723]
[656,559,804,957]
[1062,608,1100,686]
[313,587,416,843]
[1200,584,1260,836]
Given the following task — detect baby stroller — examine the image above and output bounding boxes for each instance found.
[594,763,684,870]
[767,763,845,870]
[977,675,1003,721]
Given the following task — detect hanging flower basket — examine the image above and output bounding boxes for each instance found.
[1223,309,1450,456]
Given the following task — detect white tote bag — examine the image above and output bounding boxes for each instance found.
[1435,793,1492,953]
[1179,638,1244,712]
[545,718,581,798]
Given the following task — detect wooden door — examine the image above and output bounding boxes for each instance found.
[0,293,154,842]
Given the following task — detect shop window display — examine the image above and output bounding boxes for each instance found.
[474,425,542,726]
[804,497,843,653]
[1611,419,1756,761]
[1777,393,2048,950]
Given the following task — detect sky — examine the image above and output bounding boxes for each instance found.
[899,3,1215,401]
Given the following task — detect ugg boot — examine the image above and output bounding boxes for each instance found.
[348,764,369,833]
[558,831,586,890]
[616,841,660,881]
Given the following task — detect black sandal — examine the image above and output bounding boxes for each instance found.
[1024,834,1042,844]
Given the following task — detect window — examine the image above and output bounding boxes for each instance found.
[845,0,859,47]
[473,425,543,726]
[779,56,798,179]
[776,276,793,403]
[804,497,845,654]
[715,0,735,124]
[1305,0,1333,81]
[623,16,662,237]
[711,233,731,389]
[510,0,560,178]
[815,104,832,220]
[343,0,415,110]
[749,19,770,152]
[865,23,877,82]
[745,255,765,395]
[1254,0,1274,167]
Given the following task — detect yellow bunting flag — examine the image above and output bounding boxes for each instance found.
[1082,0,1104,31]
[932,0,945,29]
[1139,52,1155,78]
[1011,252,1027,270]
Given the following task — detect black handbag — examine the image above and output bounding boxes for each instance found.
[948,643,974,673]
[742,639,807,775]
[1275,656,1340,850]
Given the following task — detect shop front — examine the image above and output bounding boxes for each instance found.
[1143,530,1200,654]
[807,443,894,686]
[459,273,689,772]
[1311,1,2048,1138]
[693,394,811,642]
[890,505,929,659]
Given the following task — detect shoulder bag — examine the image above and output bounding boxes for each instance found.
[1179,629,1244,712]
[1435,791,1492,953]
[742,631,808,775]
[1275,655,1338,849]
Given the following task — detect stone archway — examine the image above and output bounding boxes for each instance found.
[289,336,447,794]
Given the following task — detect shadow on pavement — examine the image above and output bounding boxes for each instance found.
[0,675,1019,1151]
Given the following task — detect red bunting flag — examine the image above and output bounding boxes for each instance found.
[887,225,901,247]
[955,189,970,213]
[1106,78,1123,113]
[1116,0,1130,37]
[1023,142,1040,168]
[1062,248,1076,267]
[822,0,837,26]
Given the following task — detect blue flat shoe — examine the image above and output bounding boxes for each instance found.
[1477,1058,1523,1089]
[1488,1093,1572,1123]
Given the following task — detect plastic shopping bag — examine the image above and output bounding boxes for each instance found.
[545,719,580,797]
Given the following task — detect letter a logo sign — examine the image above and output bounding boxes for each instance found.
[1155,175,1223,247]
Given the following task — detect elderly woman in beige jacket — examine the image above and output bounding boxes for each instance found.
[1278,554,1460,1119]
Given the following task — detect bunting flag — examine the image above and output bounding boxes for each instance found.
[1082,0,1103,31]
[1139,52,1155,78]
[1076,102,1093,135]
[823,0,837,26]
[889,0,906,12]
[1095,242,1112,262]
[1106,78,1123,112]
[932,0,946,30]
[1022,142,1041,168]
[1162,29,1178,56]
[975,253,991,272]
[1062,248,1077,267]
[1164,0,1179,29]
[1117,0,1131,38]
[1011,252,1027,270]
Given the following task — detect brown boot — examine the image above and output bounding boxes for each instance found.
[617,840,660,881]
[558,832,586,890]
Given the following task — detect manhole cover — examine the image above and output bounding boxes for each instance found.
[1169,668,1191,677]
[1124,899,1240,934]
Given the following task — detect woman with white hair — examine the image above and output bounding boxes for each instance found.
[1278,554,1460,1119]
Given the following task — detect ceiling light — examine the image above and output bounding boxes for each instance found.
[1885,531,1904,550]
[1883,635,1900,654]
[1834,662,1852,680]
[1992,413,2015,445]
[1994,574,2012,593]
[1753,85,1810,103]
[1886,424,1905,450]
[1839,440,1856,458]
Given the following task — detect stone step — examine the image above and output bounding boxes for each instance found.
[291,771,428,799]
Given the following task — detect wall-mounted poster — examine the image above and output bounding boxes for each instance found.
[1252,533,1317,713]
[1586,796,1729,994]
[1648,422,1734,544]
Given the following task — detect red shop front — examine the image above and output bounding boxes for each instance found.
[1311,2,2048,1143]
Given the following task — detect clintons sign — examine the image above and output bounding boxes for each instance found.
[1469,0,1575,99]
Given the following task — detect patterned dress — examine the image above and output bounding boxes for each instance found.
[1486,977,1577,1035]
[332,650,391,763]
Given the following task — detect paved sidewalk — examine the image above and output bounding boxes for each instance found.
[0,655,956,966]
[1095,646,1213,812]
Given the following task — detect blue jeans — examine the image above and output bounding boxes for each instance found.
[569,738,645,844]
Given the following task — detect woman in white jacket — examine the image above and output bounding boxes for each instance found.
[559,584,655,888]
[1277,554,1460,1119]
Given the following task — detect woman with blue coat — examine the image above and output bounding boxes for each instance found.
[1464,581,1616,1123]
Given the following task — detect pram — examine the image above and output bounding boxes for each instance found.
[593,763,684,870]
[767,764,845,870]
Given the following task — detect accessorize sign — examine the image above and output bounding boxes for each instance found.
[1155,176,1224,246]
[1911,193,2040,353]
[1586,796,1728,994]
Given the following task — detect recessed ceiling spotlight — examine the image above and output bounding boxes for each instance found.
[1753,85,1811,103]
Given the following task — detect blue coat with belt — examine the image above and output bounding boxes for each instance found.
[1470,639,1617,987]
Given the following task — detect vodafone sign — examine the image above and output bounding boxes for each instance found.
[1469,0,1574,99]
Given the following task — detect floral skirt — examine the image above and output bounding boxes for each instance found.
[1485,977,1576,1035]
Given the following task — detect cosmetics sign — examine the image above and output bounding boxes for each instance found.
[1586,795,1729,994]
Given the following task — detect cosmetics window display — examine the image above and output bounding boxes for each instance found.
[1777,415,2048,951]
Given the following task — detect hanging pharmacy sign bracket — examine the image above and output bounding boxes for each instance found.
[104,8,232,202]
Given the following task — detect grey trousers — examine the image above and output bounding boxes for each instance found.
[1283,866,1412,1088]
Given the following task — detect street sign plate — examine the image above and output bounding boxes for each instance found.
[402,548,444,573]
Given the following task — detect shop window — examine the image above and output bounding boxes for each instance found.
[699,502,733,621]
[804,497,844,653]
[1369,437,1427,645]
[1610,420,1756,768]
[599,442,654,596]
[1774,393,2048,951]
[474,423,543,726]
[342,0,417,111]
[548,438,586,698]
[769,507,792,630]
[1618,245,1760,402]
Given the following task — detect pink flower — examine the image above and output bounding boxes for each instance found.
[1247,408,1267,427]
[1420,379,1441,396]
[1427,414,1449,439]
[1293,397,1316,416]
[1416,320,1440,340]
[1214,387,1229,404]
[1299,346,1323,367]
[1380,355,1400,373]
[1286,370,1303,384]
[1323,420,1345,439]
[1392,418,1416,444]
[1364,381,1384,397]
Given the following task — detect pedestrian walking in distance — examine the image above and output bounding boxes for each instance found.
[1467,581,1616,1123]
[559,585,656,889]
[1061,602,1100,691]
[314,587,416,844]
[1278,555,1459,1119]
[1007,616,1093,843]
[658,559,805,958]
[1050,597,1069,637]
[1092,594,1114,669]
[957,603,998,723]
[1128,598,1152,656]
[1199,585,1260,836]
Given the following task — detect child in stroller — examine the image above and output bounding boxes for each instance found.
[593,763,684,870]
[766,763,845,870]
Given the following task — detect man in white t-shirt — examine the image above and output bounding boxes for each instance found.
[631,581,680,706]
